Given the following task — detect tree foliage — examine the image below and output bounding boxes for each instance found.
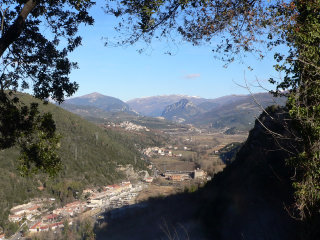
[283,1,320,220]
[105,0,279,60]
[0,0,94,175]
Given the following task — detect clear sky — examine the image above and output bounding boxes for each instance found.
[67,3,280,102]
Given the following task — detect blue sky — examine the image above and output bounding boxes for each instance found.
[67,3,280,102]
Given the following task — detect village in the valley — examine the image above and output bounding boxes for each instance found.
[3,138,217,240]
[4,181,145,239]
[2,117,248,240]
[4,173,207,239]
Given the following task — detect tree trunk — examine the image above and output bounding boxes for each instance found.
[0,0,37,57]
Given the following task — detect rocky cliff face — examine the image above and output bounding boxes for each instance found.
[199,106,301,240]
[127,95,207,117]
[161,99,201,122]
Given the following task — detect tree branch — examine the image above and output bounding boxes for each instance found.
[0,0,37,58]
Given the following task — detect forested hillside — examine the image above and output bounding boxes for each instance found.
[0,93,145,231]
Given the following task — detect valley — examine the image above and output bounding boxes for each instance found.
[1,92,280,239]
[1,1,317,238]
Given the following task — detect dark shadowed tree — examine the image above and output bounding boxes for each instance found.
[0,0,94,176]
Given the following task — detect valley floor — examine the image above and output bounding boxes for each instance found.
[94,131,248,240]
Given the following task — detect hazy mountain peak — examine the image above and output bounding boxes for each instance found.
[80,92,105,99]
[127,95,207,116]
[161,98,201,122]
[64,92,132,113]
[162,99,196,114]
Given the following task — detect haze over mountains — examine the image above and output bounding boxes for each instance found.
[63,92,133,113]
[61,92,285,131]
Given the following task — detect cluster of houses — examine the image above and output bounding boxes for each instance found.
[8,198,55,223]
[103,121,150,132]
[119,121,150,132]
[163,169,206,182]
[84,181,137,208]
[144,177,154,183]
[143,145,193,158]
[30,214,65,233]
[53,201,87,217]
[143,146,181,157]
[8,181,145,236]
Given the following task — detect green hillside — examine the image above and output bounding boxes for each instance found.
[0,93,145,231]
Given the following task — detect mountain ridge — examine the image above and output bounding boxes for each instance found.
[127,94,208,116]
[62,92,286,131]
[161,98,202,122]
[64,92,133,113]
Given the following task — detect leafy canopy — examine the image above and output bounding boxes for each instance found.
[0,0,94,176]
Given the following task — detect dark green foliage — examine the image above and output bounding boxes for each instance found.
[4,222,19,238]
[0,0,95,175]
[0,0,94,102]
[0,91,62,176]
[287,1,320,220]
[267,0,320,221]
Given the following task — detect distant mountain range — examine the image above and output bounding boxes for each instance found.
[129,93,286,130]
[60,92,286,131]
[189,93,286,130]
[127,95,207,117]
